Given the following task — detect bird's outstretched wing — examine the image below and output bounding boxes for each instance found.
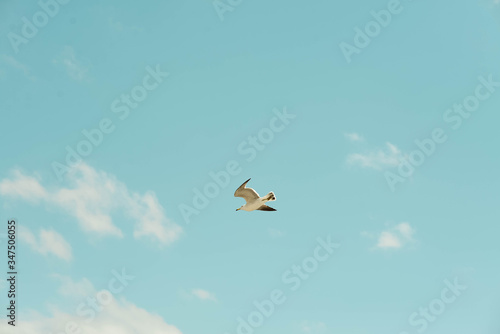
[234,178,260,203]
[257,205,277,211]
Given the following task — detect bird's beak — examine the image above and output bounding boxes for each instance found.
[236,208,240,211]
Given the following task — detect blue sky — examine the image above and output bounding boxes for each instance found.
[1,0,500,333]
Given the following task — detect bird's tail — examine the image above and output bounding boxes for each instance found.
[265,192,276,201]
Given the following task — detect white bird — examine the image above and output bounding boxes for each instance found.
[234,178,277,212]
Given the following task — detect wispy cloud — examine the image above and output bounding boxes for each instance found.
[53,46,89,81]
[109,17,144,33]
[363,222,416,250]
[393,222,415,240]
[100,5,144,33]
[191,289,217,302]
[347,142,407,170]
[1,54,36,80]
[268,228,284,238]
[51,274,94,298]
[301,321,328,334]
[19,226,72,261]
[376,231,402,248]
[0,170,47,202]
[344,132,364,142]
[0,163,182,245]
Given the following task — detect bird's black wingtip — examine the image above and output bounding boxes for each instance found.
[242,178,251,185]
[257,205,277,211]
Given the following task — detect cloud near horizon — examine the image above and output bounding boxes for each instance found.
[0,274,182,334]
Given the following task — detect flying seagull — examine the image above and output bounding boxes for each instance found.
[234,178,277,212]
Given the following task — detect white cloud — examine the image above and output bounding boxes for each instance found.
[51,275,94,298]
[365,222,416,250]
[0,170,47,202]
[268,228,284,238]
[129,191,182,244]
[51,163,125,237]
[1,54,36,80]
[394,222,415,240]
[108,17,144,33]
[0,275,182,334]
[53,46,89,81]
[0,163,182,245]
[19,226,72,261]
[191,289,217,302]
[347,142,406,170]
[376,231,402,249]
[344,132,364,142]
[301,321,328,334]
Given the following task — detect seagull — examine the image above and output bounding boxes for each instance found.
[234,178,277,212]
